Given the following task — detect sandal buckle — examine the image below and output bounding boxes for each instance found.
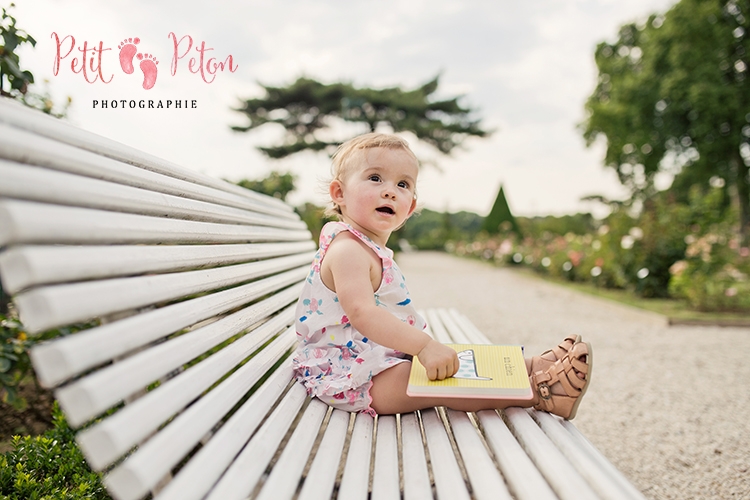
[538,382,552,400]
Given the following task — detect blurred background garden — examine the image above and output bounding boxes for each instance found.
[1,0,750,497]
[226,0,750,321]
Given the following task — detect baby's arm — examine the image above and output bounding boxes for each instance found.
[324,234,458,380]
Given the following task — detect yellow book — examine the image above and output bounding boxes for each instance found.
[407,344,533,399]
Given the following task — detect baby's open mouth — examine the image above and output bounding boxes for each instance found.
[376,206,394,215]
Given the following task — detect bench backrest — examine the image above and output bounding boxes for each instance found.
[0,98,316,500]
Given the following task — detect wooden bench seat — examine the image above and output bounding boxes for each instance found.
[0,98,646,500]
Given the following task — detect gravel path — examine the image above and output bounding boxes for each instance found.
[396,251,750,500]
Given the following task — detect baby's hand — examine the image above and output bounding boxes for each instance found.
[417,340,459,381]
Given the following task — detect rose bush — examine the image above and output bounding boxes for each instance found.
[449,185,750,312]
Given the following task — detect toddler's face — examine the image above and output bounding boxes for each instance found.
[331,147,418,244]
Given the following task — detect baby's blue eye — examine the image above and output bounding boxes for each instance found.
[369,175,381,182]
[398,181,409,188]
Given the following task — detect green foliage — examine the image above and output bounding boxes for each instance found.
[291,202,484,252]
[481,185,522,237]
[517,213,596,239]
[0,316,31,411]
[0,403,108,500]
[232,76,491,159]
[669,186,750,310]
[0,282,8,316]
[581,0,750,236]
[235,171,297,201]
[619,195,691,297]
[396,208,483,250]
[0,3,70,117]
[449,186,749,308]
[1,315,95,411]
[0,3,34,96]
[295,202,335,244]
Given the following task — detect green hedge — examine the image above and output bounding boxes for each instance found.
[1,403,108,500]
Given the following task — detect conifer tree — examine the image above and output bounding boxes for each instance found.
[481,185,522,237]
[233,76,490,159]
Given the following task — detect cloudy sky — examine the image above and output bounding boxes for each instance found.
[14,0,676,218]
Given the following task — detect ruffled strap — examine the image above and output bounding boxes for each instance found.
[319,222,393,261]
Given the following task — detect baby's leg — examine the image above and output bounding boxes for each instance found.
[369,362,535,415]
[370,336,591,418]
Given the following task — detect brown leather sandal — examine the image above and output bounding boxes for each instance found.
[528,334,581,376]
[543,334,580,361]
[530,341,592,420]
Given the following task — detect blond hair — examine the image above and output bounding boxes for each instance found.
[325,132,419,217]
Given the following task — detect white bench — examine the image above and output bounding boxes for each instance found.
[0,98,646,500]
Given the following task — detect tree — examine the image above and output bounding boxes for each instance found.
[235,171,296,201]
[481,185,522,237]
[0,3,70,117]
[0,3,34,97]
[232,76,490,159]
[581,0,750,238]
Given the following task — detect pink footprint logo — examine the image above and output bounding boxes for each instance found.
[136,53,158,90]
[117,37,140,74]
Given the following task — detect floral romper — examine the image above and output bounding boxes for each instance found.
[293,221,427,416]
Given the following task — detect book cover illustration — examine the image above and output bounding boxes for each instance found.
[454,349,492,380]
[407,344,533,399]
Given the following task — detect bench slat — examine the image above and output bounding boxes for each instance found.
[561,421,646,500]
[154,363,294,500]
[504,407,599,500]
[446,410,513,500]
[435,309,472,343]
[371,415,400,500]
[0,123,297,220]
[298,409,351,500]
[401,413,432,500]
[56,285,302,425]
[0,99,293,213]
[30,268,306,387]
[0,241,315,295]
[337,412,374,500]
[476,410,557,500]
[16,250,313,333]
[204,383,308,500]
[75,315,295,467]
[423,309,451,343]
[533,411,642,500]
[103,329,297,500]
[255,399,330,500]
[422,408,471,500]
[446,308,488,344]
[0,161,307,230]
[0,200,310,248]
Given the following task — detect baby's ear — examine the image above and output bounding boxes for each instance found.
[329,179,345,205]
[407,197,417,217]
